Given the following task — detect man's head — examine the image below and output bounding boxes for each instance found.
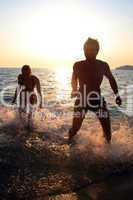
[21,65,31,77]
[84,38,100,60]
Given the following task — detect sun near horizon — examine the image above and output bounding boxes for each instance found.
[0,1,133,69]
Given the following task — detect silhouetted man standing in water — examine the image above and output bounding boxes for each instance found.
[68,38,122,144]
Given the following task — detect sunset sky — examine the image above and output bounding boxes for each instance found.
[0,0,133,68]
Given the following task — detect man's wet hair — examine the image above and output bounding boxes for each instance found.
[21,65,31,76]
[84,38,100,51]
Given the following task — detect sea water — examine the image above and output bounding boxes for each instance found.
[0,67,133,199]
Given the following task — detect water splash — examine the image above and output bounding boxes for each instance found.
[0,106,133,198]
[0,106,133,170]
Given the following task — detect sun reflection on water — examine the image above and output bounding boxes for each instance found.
[55,67,71,101]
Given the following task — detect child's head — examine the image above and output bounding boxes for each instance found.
[21,65,31,76]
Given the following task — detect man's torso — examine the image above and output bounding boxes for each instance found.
[74,59,108,94]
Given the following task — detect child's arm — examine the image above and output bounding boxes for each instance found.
[36,78,43,108]
[12,74,22,104]
[12,88,17,104]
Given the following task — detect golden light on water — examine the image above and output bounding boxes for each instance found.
[55,67,71,99]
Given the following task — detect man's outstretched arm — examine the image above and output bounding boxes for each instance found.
[104,63,122,106]
[71,64,78,98]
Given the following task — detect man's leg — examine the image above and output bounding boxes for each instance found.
[68,98,86,142]
[96,103,111,144]
[69,112,85,141]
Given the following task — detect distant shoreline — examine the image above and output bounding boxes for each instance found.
[116,65,133,70]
